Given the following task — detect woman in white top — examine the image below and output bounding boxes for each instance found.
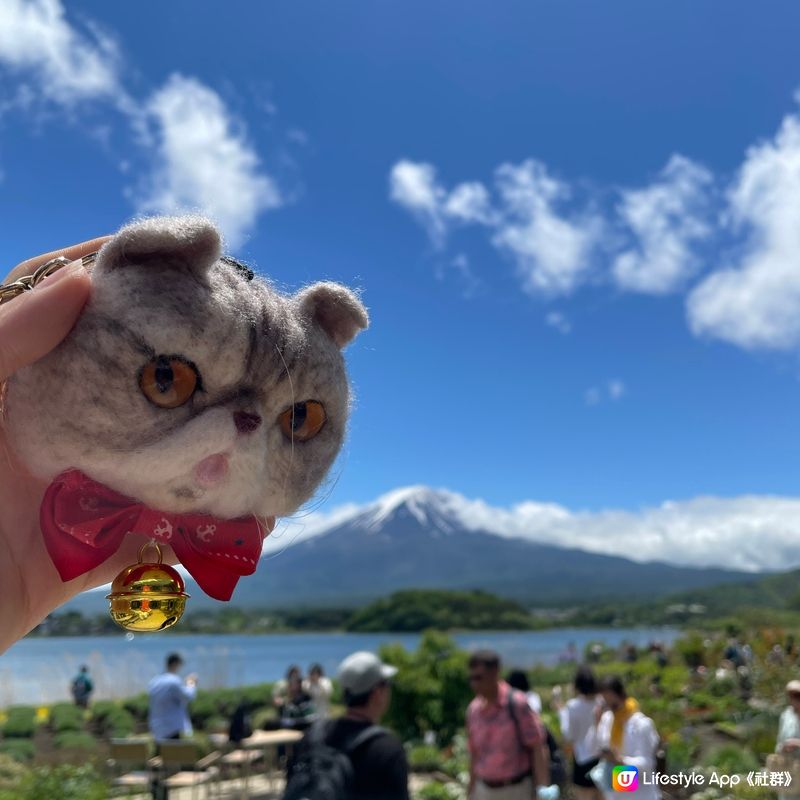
[304,662,333,719]
[596,675,660,800]
[775,680,800,800]
[557,665,602,800]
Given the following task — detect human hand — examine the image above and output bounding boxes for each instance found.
[600,747,618,762]
[783,739,800,752]
[0,238,276,653]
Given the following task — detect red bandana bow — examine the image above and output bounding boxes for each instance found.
[41,470,266,601]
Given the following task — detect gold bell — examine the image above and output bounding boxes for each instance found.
[106,541,190,632]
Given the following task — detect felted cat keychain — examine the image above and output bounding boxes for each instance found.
[2,216,368,631]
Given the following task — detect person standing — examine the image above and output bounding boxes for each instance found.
[285,651,409,800]
[273,664,302,716]
[70,665,94,708]
[775,680,800,800]
[596,676,659,800]
[507,670,543,714]
[555,666,602,800]
[466,650,551,800]
[304,663,333,719]
[148,653,197,740]
[281,670,315,730]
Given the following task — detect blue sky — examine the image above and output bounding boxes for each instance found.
[4,1,800,567]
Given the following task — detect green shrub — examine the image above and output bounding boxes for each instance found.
[381,630,471,745]
[236,684,273,709]
[49,703,85,733]
[665,733,700,772]
[709,676,736,697]
[407,745,444,772]
[202,716,229,734]
[417,781,465,800]
[89,700,118,725]
[702,743,760,774]
[189,688,247,729]
[101,707,135,738]
[252,707,278,729]
[53,731,97,750]
[0,753,28,789]
[676,632,707,669]
[0,764,108,800]
[1,707,36,738]
[0,739,35,763]
[122,693,150,722]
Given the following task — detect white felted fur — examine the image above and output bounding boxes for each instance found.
[5,216,368,519]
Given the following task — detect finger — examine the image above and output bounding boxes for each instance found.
[0,261,90,383]
[5,236,111,283]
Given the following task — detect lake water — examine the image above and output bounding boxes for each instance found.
[0,627,679,706]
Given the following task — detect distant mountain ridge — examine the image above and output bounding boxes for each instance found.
[63,486,756,613]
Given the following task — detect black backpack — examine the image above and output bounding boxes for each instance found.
[283,720,385,800]
[507,691,567,787]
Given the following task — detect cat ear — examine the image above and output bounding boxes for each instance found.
[94,215,222,277]
[296,282,369,348]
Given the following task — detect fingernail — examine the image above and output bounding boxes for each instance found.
[38,261,85,288]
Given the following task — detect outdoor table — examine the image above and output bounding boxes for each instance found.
[241,729,304,791]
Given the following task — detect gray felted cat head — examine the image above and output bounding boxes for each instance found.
[4,215,368,520]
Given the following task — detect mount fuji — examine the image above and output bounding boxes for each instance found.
[188,486,750,608]
[62,486,754,613]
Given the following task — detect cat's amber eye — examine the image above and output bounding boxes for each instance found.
[139,356,199,409]
[278,401,326,442]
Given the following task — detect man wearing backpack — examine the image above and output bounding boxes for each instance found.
[284,650,409,800]
[466,650,552,800]
[70,664,93,708]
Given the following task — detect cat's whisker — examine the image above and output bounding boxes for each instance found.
[289,465,344,519]
[273,343,296,505]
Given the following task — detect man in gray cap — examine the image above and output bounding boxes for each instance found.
[285,650,409,800]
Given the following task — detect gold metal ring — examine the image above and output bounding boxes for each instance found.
[138,540,164,565]
[0,252,98,306]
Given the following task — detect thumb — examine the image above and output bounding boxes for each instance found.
[0,262,90,383]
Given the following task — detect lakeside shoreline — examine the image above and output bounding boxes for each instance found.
[1,627,680,706]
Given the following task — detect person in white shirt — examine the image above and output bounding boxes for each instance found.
[775,680,800,800]
[148,653,197,740]
[596,676,660,800]
[556,666,602,800]
[304,663,333,719]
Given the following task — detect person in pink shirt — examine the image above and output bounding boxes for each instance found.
[466,650,551,800]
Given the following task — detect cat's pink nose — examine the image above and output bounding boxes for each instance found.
[234,411,262,434]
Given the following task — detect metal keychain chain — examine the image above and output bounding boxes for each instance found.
[0,252,253,306]
[0,253,98,306]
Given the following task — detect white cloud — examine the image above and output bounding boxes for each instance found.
[0,4,286,247]
[389,160,447,245]
[0,0,119,103]
[444,181,494,224]
[613,155,713,294]
[585,387,602,406]
[608,379,626,400]
[500,494,800,573]
[390,158,600,296]
[288,486,800,573]
[136,74,283,249]
[435,253,480,297]
[585,380,625,405]
[687,109,800,350]
[492,160,601,296]
[544,311,571,334]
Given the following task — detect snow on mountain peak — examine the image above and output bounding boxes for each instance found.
[356,485,468,533]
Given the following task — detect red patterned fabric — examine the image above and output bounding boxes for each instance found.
[40,469,266,601]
